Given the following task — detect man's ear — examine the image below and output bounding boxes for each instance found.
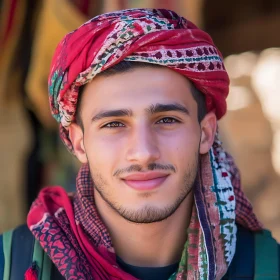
[68,123,88,163]
[199,111,217,154]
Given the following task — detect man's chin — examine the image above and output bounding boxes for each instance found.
[114,203,181,224]
[94,179,194,224]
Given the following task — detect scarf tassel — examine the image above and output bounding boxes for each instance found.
[24,262,38,280]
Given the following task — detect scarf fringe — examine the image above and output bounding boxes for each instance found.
[24,262,38,280]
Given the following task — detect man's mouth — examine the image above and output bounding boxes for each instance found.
[121,171,169,190]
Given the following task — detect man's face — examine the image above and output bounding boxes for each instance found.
[70,66,213,223]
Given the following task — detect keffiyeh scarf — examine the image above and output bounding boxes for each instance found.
[28,8,262,280]
[27,135,262,280]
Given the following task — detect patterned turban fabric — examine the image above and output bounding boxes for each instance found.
[49,8,229,153]
[29,8,263,280]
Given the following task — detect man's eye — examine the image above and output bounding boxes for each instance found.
[156,117,178,124]
[102,122,125,128]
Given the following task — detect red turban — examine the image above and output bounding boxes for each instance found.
[48,8,229,152]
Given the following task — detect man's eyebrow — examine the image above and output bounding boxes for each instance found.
[91,109,132,122]
[147,103,189,116]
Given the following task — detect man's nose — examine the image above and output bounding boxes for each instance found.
[125,124,160,165]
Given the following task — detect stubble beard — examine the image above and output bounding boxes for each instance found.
[90,156,198,224]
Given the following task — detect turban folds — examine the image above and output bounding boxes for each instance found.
[48,8,229,153]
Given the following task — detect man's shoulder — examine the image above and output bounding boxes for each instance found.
[0,224,64,280]
[0,224,35,280]
[0,233,4,279]
[226,225,255,278]
[224,225,280,279]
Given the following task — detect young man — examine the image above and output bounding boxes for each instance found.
[0,8,279,280]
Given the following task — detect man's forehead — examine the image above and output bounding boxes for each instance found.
[80,73,196,121]
[81,66,193,101]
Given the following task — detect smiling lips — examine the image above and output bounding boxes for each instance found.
[121,171,169,191]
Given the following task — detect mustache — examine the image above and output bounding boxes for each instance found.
[113,163,176,177]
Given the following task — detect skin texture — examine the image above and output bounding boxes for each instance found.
[69,66,217,266]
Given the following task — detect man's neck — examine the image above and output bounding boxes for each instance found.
[94,192,194,267]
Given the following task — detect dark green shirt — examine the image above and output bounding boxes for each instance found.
[117,256,179,280]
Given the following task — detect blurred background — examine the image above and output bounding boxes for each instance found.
[0,0,279,240]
